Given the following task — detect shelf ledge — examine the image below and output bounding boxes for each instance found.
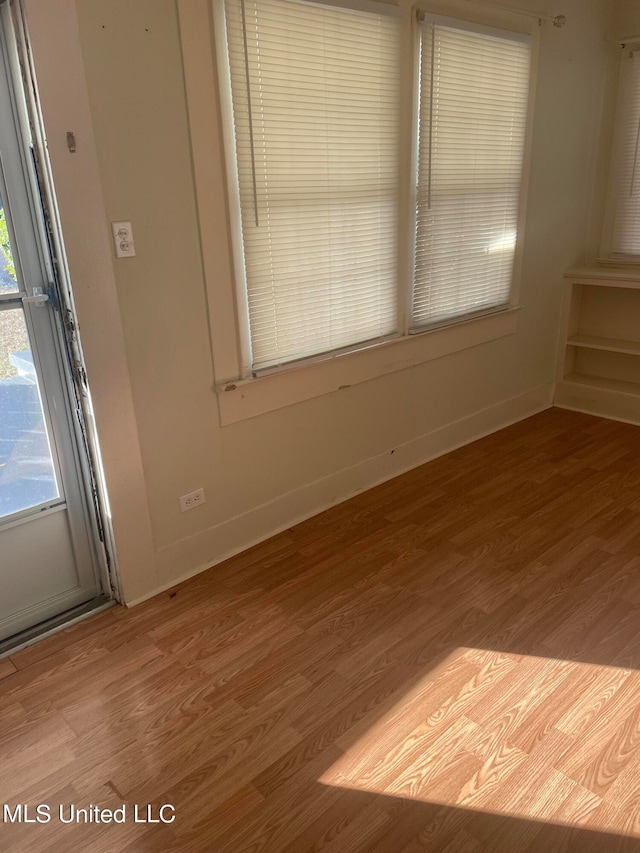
[562,372,640,397]
[564,268,640,287]
[567,334,640,356]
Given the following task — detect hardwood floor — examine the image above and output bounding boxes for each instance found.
[3,408,640,851]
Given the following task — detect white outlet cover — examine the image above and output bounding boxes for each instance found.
[179,488,206,512]
[111,220,136,258]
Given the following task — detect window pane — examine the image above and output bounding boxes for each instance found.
[0,307,59,518]
[0,194,18,295]
[610,51,640,257]
[412,22,531,329]
[224,0,401,370]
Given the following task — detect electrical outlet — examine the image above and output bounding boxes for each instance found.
[111,220,136,258]
[179,488,206,513]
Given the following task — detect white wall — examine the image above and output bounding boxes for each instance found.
[26,0,615,603]
[615,0,640,35]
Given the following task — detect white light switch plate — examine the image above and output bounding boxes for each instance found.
[111,220,136,258]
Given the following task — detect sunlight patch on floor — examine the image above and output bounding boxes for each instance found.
[319,647,640,837]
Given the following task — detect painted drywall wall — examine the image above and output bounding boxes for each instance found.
[41,0,611,601]
[614,0,640,35]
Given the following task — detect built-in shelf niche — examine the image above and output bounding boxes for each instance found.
[556,268,640,424]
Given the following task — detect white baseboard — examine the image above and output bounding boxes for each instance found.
[555,380,640,427]
[126,382,554,606]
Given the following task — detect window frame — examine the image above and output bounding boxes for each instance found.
[178,0,538,425]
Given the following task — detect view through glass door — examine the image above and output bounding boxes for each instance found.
[0,9,106,642]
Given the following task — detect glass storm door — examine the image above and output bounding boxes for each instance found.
[0,13,102,641]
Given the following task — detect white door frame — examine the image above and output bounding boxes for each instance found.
[16,0,158,605]
[0,2,109,641]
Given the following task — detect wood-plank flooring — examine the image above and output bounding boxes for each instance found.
[3,408,640,851]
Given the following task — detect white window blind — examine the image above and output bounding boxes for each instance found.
[223,0,401,372]
[609,49,640,257]
[412,20,531,329]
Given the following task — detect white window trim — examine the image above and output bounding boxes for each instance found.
[177,0,538,425]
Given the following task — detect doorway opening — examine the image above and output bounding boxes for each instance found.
[0,1,117,653]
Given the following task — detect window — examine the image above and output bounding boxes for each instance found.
[606,45,640,258]
[413,17,531,329]
[223,0,402,372]
[204,1,533,403]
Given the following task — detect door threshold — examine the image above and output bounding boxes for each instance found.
[0,596,116,658]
